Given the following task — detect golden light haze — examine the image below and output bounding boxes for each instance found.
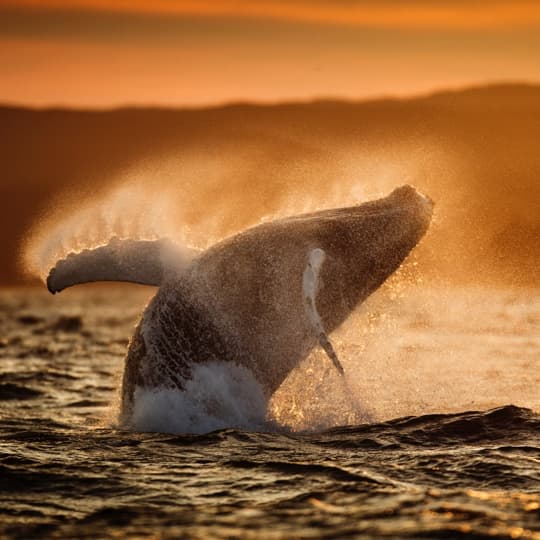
[1,0,540,106]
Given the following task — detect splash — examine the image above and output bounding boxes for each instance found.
[130,362,268,434]
[23,141,439,284]
[23,181,180,282]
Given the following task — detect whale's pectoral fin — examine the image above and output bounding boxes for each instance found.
[302,248,344,375]
[46,237,193,294]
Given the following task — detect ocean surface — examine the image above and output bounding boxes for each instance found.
[0,286,539,539]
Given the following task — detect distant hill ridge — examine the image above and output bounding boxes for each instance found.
[1,83,539,285]
[2,82,539,112]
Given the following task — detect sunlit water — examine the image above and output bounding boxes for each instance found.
[0,286,539,539]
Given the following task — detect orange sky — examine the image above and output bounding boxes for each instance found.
[1,0,539,107]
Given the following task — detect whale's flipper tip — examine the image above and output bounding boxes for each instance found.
[46,267,60,294]
[318,332,345,376]
[47,282,57,295]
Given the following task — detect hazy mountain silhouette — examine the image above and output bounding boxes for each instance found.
[1,83,539,286]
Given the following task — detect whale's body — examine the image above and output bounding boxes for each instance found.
[46,185,433,422]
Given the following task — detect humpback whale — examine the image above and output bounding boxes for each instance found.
[46,185,433,423]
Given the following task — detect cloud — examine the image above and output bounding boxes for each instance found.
[3,0,540,30]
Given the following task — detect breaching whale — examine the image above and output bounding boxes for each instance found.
[46,185,433,423]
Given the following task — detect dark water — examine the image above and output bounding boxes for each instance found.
[1,288,539,539]
[2,407,540,539]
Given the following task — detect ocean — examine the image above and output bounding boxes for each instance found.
[0,286,539,539]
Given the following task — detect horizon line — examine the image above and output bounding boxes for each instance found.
[1,80,538,113]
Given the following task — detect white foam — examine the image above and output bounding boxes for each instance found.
[130,361,268,434]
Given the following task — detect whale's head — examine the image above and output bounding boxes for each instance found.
[186,184,433,388]
[194,184,433,331]
[305,184,433,332]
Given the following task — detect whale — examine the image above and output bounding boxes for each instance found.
[45,185,433,423]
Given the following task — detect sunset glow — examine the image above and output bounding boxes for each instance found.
[1,0,539,107]
[7,0,540,29]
